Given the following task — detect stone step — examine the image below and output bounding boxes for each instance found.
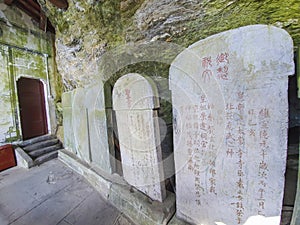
[33,150,59,166]
[23,139,59,152]
[19,134,55,147]
[28,143,62,159]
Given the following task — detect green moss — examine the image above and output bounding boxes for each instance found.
[4,125,19,142]
[0,18,52,54]
[7,48,20,140]
[171,0,300,46]
[120,0,145,19]
[5,136,19,143]
[105,61,169,86]
[0,4,61,142]
[40,0,300,128]
[49,0,125,48]
[42,0,300,68]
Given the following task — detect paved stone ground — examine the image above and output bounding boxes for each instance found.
[0,159,135,225]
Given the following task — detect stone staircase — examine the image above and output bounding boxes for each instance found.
[18,134,63,166]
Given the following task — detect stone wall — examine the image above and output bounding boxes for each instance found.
[38,0,300,89]
[0,1,59,142]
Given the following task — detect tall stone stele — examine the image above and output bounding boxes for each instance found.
[62,82,113,174]
[112,73,166,202]
[169,25,294,225]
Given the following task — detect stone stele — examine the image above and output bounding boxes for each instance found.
[62,82,113,174]
[62,90,76,154]
[169,25,294,225]
[113,73,166,202]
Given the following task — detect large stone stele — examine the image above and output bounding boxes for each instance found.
[112,73,166,202]
[169,25,294,225]
[62,82,113,174]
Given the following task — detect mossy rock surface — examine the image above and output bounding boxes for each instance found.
[39,0,300,90]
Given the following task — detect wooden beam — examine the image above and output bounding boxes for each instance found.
[4,0,14,6]
[15,1,40,24]
[48,0,68,9]
[6,0,55,33]
[17,0,40,19]
[39,11,46,31]
[27,0,41,12]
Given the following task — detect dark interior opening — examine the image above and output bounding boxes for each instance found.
[281,66,300,225]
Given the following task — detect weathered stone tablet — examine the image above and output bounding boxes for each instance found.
[62,82,113,174]
[72,88,90,162]
[62,91,76,154]
[85,83,112,173]
[169,25,294,225]
[113,73,166,202]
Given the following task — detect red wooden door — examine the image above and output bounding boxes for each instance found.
[17,77,48,140]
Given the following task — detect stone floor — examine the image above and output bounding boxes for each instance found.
[0,159,135,225]
[0,156,298,225]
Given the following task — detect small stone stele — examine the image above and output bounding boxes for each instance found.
[113,73,166,202]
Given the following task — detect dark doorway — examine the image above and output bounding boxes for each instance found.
[17,77,48,140]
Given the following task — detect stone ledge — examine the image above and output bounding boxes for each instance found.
[58,149,111,198]
[168,215,191,225]
[58,149,176,225]
[109,183,176,225]
[15,147,33,169]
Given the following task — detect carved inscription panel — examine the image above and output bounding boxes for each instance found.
[170,25,294,225]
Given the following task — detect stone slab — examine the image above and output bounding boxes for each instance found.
[10,179,93,225]
[115,110,166,201]
[88,109,112,170]
[56,220,71,225]
[62,91,76,154]
[0,158,134,225]
[85,83,112,174]
[58,149,175,225]
[48,97,57,135]
[113,73,159,110]
[0,160,80,224]
[169,25,294,225]
[113,73,166,202]
[62,191,119,225]
[168,215,191,225]
[72,88,90,162]
[62,91,72,108]
[58,149,112,199]
[62,83,113,174]
[15,147,33,169]
[109,183,176,225]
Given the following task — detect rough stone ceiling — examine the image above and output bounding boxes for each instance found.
[4,0,68,33]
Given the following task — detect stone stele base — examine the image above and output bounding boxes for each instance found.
[58,149,177,225]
